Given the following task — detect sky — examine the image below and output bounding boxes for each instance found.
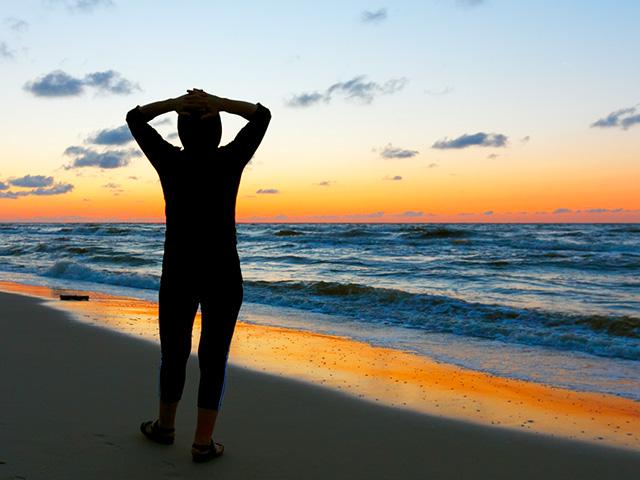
[0,0,638,223]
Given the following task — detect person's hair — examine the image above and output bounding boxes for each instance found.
[177,112,222,151]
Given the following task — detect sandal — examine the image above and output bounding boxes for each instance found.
[140,419,175,445]
[191,439,224,462]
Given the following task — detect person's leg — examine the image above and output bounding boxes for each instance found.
[157,277,200,429]
[194,276,243,444]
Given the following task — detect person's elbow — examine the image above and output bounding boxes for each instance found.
[125,106,143,126]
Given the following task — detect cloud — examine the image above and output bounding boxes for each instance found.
[83,70,139,94]
[0,175,73,199]
[432,132,508,149]
[553,208,572,214]
[102,182,123,195]
[483,210,493,215]
[315,180,333,186]
[4,17,28,32]
[486,153,499,159]
[383,175,402,181]
[361,8,387,23]
[86,125,133,145]
[287,75,408,107]
[166,132,179,140]
[151,117,172,127]
[380,143,419,159]
[457,0,486,7]
[32,183,74,195]
[24,69,140,97]
[401,211,423,217]
[287,92,325,107]
[9,175,54,188]
[0,42,14,59]
[63,145,139,169]
[256,188,279,194]
[591,105,640,130]
[520,135,530,144]
[48,0,114,12]
[424,86,453,96]
[584,207,624,213]
[428,163,438,168]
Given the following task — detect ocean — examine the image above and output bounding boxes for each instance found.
[0,222,638,400]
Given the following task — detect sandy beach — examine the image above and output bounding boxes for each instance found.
[1,289,639,479]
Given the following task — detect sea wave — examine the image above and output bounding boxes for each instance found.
[243,279,640,360]
[398,226,470,240]
[43,260,159,290]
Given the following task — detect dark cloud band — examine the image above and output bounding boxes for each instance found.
[591,105,640,130]
[432,132,508,149]
[63,145,140,169]
[24,69,140,97]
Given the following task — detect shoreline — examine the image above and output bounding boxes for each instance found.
[1,279,639,453]
[2,289,640,479]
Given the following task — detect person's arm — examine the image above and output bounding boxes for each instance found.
[187,89,259,120]
[130,98,179,123]
[223,102,272,170]
[125,97,185,173]
[185,89,272,169]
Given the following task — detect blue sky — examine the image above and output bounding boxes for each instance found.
[1,0,639,222]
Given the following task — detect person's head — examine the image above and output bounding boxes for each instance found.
[177,112,222,153]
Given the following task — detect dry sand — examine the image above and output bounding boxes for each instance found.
[1,290,639,479]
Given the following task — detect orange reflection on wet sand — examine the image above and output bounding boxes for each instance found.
[1,280,639,451]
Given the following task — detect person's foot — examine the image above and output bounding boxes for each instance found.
[140,419,175,445]
[191,439,224,462]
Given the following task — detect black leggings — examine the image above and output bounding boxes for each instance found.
[157,257,243,410]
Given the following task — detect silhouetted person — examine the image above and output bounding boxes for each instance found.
[126,88,271,461]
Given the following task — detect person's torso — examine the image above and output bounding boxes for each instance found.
[158,149,243,251]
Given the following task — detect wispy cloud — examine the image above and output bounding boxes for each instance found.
[287,75,408,107]
[24,69,140,97]
[0,42,13,60]
[379,143,419,159]
[433,132,508,149]
[151,117,172,127]
[591,105,640,130]
[315,180,334,187]
[383,175,402,181]
[553,208,572,214]
[256,188,279,194]
[102,182,123,195]
[361,8,387,23]
[86,125,133,145]
[47,0,114,13]
[424,86,453,96]
[401,210,423,217]
[4,17,28,32]
[457,0,486,7]
[63,145,140,169]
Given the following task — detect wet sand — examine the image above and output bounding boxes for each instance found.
[0,287,639,478]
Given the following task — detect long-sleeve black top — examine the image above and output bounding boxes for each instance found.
[126,103,271,270]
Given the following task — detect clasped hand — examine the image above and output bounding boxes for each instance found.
[174,88,222,120]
